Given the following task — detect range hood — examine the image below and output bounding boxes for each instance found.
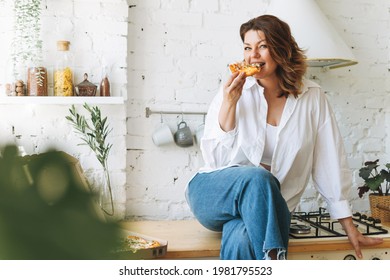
[266,0,358,69]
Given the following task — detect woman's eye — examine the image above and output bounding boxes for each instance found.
[244,46,251,51]
[259,44,267,49]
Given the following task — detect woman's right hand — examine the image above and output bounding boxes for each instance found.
[222,71,247,105]
[218,71,247,132]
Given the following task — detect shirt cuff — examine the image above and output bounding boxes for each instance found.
[327,200,352,220]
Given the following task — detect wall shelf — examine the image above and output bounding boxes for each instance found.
[0,96,124,105]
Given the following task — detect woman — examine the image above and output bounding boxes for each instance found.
[185,15,383,260]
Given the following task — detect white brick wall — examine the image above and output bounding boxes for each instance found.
[127,0,390,220]
[1,0,389,221]
[0,0,128,220]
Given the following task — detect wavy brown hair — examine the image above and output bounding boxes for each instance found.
[240,15,307,97]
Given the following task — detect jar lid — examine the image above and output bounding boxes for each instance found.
[77,73,96,88]
[57,41,70,51]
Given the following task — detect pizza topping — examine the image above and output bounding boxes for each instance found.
[124,235,161,252]
[229,61,264,76]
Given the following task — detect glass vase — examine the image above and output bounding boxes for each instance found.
[99,165,114,216]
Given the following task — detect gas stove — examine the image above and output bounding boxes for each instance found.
[289,207,389,239]
[287,207,390,260]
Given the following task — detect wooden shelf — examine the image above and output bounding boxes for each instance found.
[0,96,124,105]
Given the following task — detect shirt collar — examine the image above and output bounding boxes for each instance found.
[243,77,258,90]
[299,78,321,99]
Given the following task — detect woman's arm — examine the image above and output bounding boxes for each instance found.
[200,71,247,170]
[339,217,383,259]
[218,71,246,132]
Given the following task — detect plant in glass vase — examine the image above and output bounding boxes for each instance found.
[358,159,390,222]
[66,103,114,216]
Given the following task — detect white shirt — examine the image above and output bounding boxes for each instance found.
[197,77,352,219]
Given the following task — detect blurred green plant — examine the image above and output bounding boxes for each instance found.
[0,145,120,259]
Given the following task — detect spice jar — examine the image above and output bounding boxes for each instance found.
[27,66,48,96]
[54,41,74,96]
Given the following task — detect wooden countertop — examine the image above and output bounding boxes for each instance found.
[120,220,221,259]
[120,220,390,259]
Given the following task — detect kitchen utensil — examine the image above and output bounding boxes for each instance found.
[152,121,174,147]
[174,121,193,147]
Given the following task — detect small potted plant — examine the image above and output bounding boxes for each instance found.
[358,159,390,222]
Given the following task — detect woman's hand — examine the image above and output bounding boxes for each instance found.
[223,71,247,105]
[339,217,383,259]
[218,71,247,132]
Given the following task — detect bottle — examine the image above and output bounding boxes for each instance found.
[54,41,74,96]
[99,67,110,96]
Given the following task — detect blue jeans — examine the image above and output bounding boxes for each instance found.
[186,166,290,260]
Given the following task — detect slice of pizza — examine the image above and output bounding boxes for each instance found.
[125,235,161,252]
[229,61,263,76]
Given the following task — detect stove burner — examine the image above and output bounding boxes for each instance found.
[290,224,311,234]
[320,213,331,221]
[289,207,389,239]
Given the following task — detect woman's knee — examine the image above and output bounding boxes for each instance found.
[238,167,280,193]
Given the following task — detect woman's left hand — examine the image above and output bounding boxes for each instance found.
[339,217,383,259]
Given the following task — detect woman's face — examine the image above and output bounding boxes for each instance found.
[243,30,278,79]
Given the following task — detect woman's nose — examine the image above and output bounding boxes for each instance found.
[250,48,260,58]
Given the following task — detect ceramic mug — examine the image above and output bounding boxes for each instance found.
[174,121,194,147]
[152,123,174,146]
[194,123,205,147]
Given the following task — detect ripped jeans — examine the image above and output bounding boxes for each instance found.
[185,166,291,260]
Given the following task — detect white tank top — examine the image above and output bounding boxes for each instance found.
[260,124,278,166]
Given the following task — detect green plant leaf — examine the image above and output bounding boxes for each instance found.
[381,169,390,183]
[359,167,372,180]
[66,103,112,169]
[365,176,384,191]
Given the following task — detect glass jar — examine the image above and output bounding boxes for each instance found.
[27,66,48,96]
[53,41,74,96]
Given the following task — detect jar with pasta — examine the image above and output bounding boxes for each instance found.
[54,41,74,96]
